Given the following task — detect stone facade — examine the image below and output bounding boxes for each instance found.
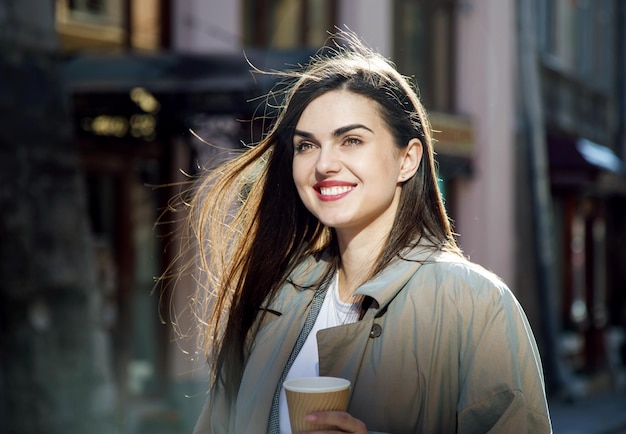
[0,1,116,432]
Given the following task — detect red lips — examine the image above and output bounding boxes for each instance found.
[313,180,356,202]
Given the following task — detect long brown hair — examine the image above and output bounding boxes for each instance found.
[184,29,461,396]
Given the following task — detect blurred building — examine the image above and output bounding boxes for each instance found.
[530,0,626,397]
[56,0,626,431]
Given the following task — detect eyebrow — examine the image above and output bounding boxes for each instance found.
[293,123,374,140]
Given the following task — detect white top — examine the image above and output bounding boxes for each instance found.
[278,273,361,433]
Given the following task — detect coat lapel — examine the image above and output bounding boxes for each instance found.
[233,255,329,433]
[232,245,441,432]
[316,317,376,399]
[316,245,440,404]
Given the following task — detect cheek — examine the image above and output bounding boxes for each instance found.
[363,155,401,180]
[291,160,301,185]
[292,156,313,182]
[291,161,308,195]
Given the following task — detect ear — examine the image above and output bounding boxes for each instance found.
[397,138,423,182]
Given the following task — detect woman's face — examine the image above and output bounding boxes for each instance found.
[292,89,421,244]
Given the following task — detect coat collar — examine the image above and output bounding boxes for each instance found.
[353,243,440,312]
[237,242,444,432]
[264,241,442,317]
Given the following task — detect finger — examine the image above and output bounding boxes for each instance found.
[304,411,367,433]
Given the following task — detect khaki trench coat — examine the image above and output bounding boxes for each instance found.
[194,245,552,433]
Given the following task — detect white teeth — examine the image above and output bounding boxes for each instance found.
[319,186,353,196]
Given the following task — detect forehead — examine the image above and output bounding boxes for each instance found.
[296,90,384,130]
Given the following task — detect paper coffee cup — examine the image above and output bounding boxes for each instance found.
[283,376,351,432]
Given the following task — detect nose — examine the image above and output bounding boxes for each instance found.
[315,145,341,175]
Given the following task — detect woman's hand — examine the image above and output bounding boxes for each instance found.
[301,410,368,433]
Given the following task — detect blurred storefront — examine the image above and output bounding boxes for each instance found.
[63,49,316,432]
[57,1,317,430]
[55,0,626,431]
[535,0,626,396]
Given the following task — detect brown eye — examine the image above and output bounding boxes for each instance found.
[294,141,316,153]
[344,137,362,147]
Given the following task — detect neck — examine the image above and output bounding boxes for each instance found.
[336,230,387,302]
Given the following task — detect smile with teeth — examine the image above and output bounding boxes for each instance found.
[319,185,354,196]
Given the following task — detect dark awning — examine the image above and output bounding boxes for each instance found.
[548,133,626,195]
[62,49,317,136]
[62,49,317,94]
[576,138,625,174]
[548,134,625,174]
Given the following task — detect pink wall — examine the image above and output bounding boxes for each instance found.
[339,0,393,57]
[173,0,241,53]
[454,0,516,286]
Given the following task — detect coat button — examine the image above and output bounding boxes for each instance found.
[369,323,382,338]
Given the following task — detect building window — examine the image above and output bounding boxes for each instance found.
[243,0,337,48]
[57,0,165,52]
[69,0,105,14]
[537,0,614,91]
[62,0,123,26]
[393,0,456,112]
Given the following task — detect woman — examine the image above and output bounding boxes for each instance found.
[186,30,552,433]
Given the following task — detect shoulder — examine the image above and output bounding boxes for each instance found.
[429,251,506,287]
[263,252,333,308]
[405,250,516,308]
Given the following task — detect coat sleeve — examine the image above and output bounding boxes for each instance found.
[193,379,235,434]
[193,395,213,434]
[454,271,552,433]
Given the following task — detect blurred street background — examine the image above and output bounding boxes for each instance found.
[1,0,625,433]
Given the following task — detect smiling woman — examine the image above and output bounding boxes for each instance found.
[180,29,552,434]
[291,90,422,273]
